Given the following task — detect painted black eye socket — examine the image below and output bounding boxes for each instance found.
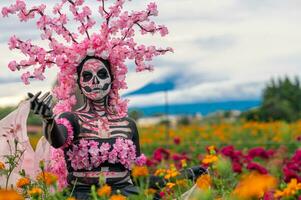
[82,71,93,82]
[97,68,109,79]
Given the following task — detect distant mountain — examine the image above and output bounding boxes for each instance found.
[129,100,261,116]
[124,80,175,96]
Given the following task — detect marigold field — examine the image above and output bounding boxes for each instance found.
[1,120,301,200]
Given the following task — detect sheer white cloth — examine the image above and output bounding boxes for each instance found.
[0,100,52,188]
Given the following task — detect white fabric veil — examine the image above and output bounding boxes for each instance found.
[0,100,52,188]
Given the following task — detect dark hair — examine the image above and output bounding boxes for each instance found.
[76,55,113,87]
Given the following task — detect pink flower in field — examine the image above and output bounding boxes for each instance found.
[136,154,147,166]
[247,162,268,174]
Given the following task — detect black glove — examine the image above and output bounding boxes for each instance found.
[27,91,54,121]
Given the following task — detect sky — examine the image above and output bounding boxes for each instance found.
[0,0,301,108]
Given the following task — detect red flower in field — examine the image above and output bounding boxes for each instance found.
[283,167,301,183]
[247,147,273,160]
[153,148,170,162]
[146,158,155,167]
[291,149,301,164]
[159,191,165,198]
[221,146,242,160]
[172,153,188,161]
[263,191,274,200]
[173,137,181,145]
[232,161,243,173]
[247,162,268,174]
[172,153,189,169]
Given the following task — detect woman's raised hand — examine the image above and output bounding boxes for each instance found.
[27,91,53,120]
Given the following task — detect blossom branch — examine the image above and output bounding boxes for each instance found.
[66,0,91,39]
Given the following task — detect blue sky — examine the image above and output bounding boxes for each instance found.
[0,0,301,107]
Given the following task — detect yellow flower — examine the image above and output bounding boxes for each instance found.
[36,172,57,185]
[166,182,176,189]
[233,172,277,199]
[202,155,218,165]
[208,145,216,154]
[274,179,301,198]
[144,188,157,195]
[180,159,187,168]
[176,179,188,187]
[196,174,211,190]
[109,194,127,200]
[0,189,24,200]
[0,162,5,170]
[16,177,30,188]
[132,166,149,178]
[164,165,179,180]
[154,168,166,177]
[66,198,76,200]
[28,187,42,197]
[97,184,112,197]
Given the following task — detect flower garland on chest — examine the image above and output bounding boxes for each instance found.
[66,137,146,171]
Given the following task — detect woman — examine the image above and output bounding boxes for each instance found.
[28,55,207,199]
[28,55,144,199]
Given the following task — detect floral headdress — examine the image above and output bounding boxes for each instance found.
[2,0,172,117]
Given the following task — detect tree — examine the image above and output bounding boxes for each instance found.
[243,76,301,122]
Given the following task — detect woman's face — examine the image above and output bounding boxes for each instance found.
[79,59,112,101]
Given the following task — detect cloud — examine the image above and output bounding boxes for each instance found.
[1,0,301,109]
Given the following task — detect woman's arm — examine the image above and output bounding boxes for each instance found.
[28,91,79,148]
[43,112,79,148]
[127,118,141,157]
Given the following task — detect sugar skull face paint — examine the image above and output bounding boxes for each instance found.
[79,59,112,101]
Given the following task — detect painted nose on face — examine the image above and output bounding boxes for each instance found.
[92,76,100,84]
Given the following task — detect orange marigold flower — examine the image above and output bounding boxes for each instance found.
[274,178,301,198]
[66,198,76,200]
[28,187,42,197]
[97,184,112,197]
[132,166,149,178]
[154,169,166,177]
[166,182,176,189]
[36,172,57,185]
[164,165,179,180]
[16,177,30,188]
[109,194,127,200]
[180,159,187,168]
[0,189,24,200]
[0,162,5,170]
[202,155,218,165]
[196,174,211,190]
[233,172,277,199]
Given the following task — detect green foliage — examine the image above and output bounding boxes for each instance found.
[129,110,144,121]
[244,76,301,122]
[0,107,15,120]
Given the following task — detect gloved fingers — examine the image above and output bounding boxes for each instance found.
[44,100,54,117]
[37,92,50,104]
[39,95,52,116]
